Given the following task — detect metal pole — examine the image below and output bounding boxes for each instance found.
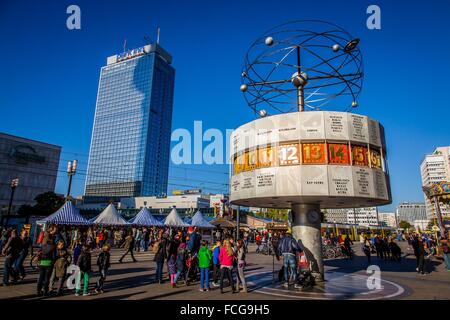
[5,186,16,227]
[67,173,73,199]
[433,196,445,236]
[236,206,240,240]
[296,46,304,112]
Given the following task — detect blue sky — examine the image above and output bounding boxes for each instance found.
[1,0,449,212]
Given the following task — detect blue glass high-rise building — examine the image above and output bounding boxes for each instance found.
[85,44,175,201]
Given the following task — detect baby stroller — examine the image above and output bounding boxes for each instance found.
[295,252,315,289]
[184,252,199,286]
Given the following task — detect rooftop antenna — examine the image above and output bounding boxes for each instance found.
[157,27,160,45]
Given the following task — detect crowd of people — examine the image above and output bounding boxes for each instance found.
[1,224,250,296]
[360,234,403,264]
[1,223,450,297]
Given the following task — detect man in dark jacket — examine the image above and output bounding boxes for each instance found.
[76,245,92,296]
[411,235,420,270]
[36,237,56,296]
[13,230,32,281]
[1,229,23,286]
[187,227,201,253]
[277,231,302,287]
[95,244,111,294]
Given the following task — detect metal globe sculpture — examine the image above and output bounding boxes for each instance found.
[241,20,363,115]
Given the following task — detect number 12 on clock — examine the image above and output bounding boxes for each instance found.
[278,143,300,166]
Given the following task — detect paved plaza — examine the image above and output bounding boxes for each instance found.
[0,242,449,300]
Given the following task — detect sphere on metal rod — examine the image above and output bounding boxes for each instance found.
[332,44,340,52]
[240,84,248,92]
[291,72,308,88]
[265,36,274,46]
[259,109,267,118]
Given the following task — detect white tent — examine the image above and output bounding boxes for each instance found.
[92,204,129,226]
[190,210,215,229]
[164,208,189,227]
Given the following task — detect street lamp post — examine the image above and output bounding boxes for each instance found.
[236,206,240,240]
[66,160,78,200]
[4,178,19,227]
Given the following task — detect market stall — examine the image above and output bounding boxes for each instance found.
[91,203,129,226]
[128,207,163,227]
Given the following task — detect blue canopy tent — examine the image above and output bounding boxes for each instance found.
[129,207,163,227]
[190,210,215,229]
[38,201,91,225]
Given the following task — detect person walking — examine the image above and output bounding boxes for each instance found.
[211,239,221,287]
[13,230,31,282]
[235,239,247,293]
[154,242,166,284]
[98,229,106,249]
[388,239,402,262]
[134,228,142,252]
[417,238,427,275]
[75,245,92,296]
[168,253,177,288]
[142,228,150,252]
[277,230,301,288]
[362,237,372,265]
[36,236,56,296]
[119,231,137,263]
[343,235,353,258]
[1,229,24,286]
[219,239,236,294]
[49,240,70,296]
[411,235,420,271]
[173,242,187,287]
[95,244,111,294]
[198,240,212,292]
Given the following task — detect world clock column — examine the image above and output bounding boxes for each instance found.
[291,203,324,281]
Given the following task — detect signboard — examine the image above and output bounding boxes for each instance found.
[239,171,256,199]
[255,115,279,146]
[328,143,350,165]
[351,145,369,166]
[353,167,375,197]
[277,166,302,196]
[257,146,276,168]
[299,111,325,139]
[10,145,46,164]
[276,112,301,142]
[369,148,382,169]
[184,189,202,194]
[255,168,277,197]
[324,112,349,140]
[349,114,369,143]
[117,47,146,62]
[279,143,300,166]
[328,166,354,197]
[301,165,329,195]
[373,169,388,200]
[302,143,326,164]
[243,149,257,171]
[368,119,382,147]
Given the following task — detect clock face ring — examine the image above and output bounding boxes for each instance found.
[308,210,320,223]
